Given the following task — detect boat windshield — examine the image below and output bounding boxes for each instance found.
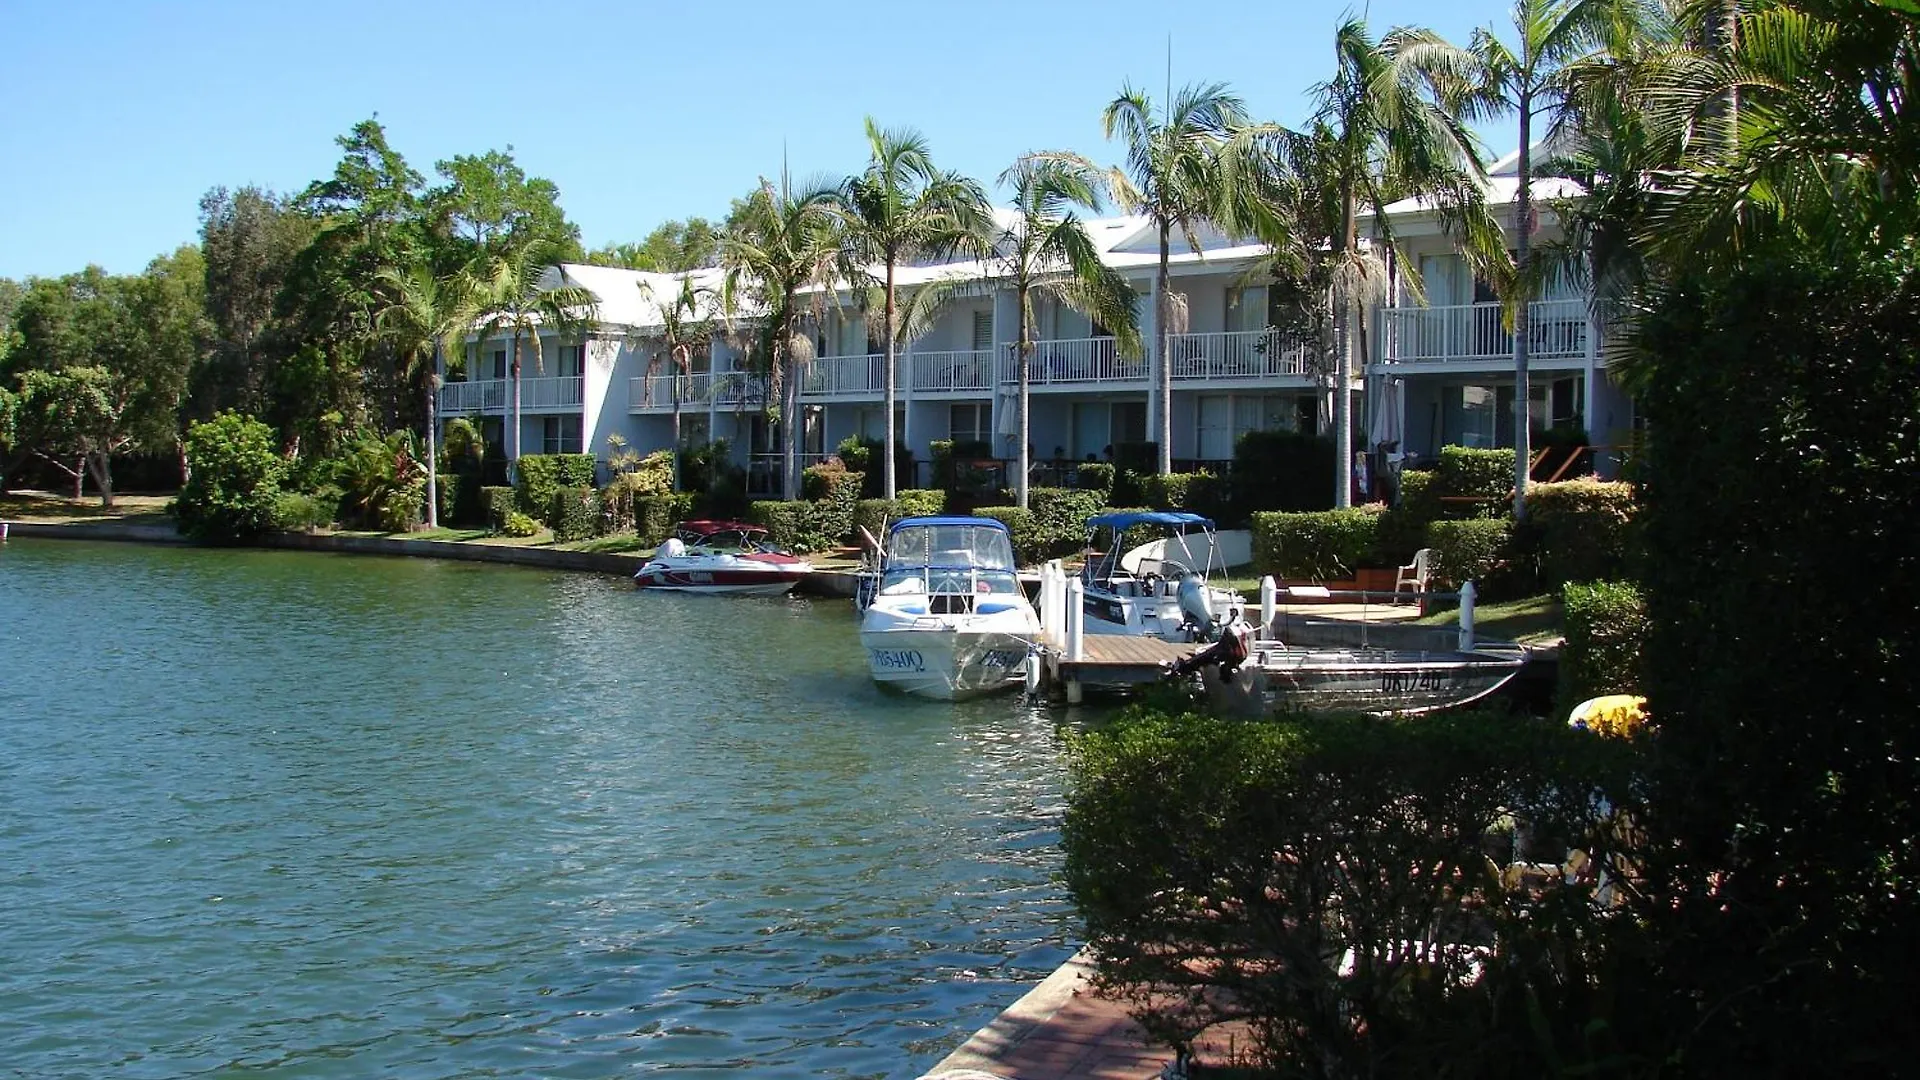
[886,524,1016,572]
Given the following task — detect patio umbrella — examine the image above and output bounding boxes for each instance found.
[1367,377,1404,451]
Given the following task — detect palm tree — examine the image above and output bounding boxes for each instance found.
[374,259,478,528]
[720,175,843,500]
[1102,83,1249,476]
[1396,0,1628,518]
[638,273,720,490]
[994,152,1141,508]
[462,239,598,480]
[838,118,993,499]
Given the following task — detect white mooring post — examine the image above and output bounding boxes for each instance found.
[1259,575,1277,640]
[1039,560,1064,650]
[1065,576,1085,662]
[1458,580,1478,651]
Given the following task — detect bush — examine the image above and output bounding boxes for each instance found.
[1026,487,1107,560]
[1250,507,1383,580]
[896,488,947,518]
[1427,517,1513,590]
[1519,478,1639,588]
[500,510,541,538]
[1433,446,1515,515]
[599,454,674,534]
[433,473,458,527]
[1075,461,1115,495]
[480,486,518,531]
[549,486,599,543]
[1137,470,1218,513]
[1559,580,1647,716]
[271,490,333,532]
[746,499,829,554]
[1232,430,1336,514]
[175,412,286,542]
[516,453,600,522]
[973,506,1040,565]
[852,490,949,544]
[634,492,699,545]
[334,430,425,532]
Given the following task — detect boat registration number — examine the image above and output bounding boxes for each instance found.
[870,648,926,672]
[979,650,1025,669]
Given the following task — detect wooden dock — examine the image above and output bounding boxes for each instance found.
[1046,634,1198,701]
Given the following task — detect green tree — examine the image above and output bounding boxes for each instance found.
[176,411,286,541]
[720,175,844,500]
[196,186,316,421]
[637,273,721,489]
[838,118,993,499]
[588,217,722,272]
[461,240,598,477]
[429,148,583,264]
[375,259,478,527]
[1102,83,1249,476]
[994,153,1141,508]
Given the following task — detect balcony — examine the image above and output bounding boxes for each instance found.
[800,353,887,398]
[1378,298,1590,367]
[911,349,994,394]
[997,330,1314,388]
[628,371,767,413]
[437,376,584,415]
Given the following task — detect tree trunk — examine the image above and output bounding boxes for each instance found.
[670,391,683,493]
[509,332,523,485]
[1513,100,1533,522]
[1156,223,1173,476]
[425,353,439,529]
[1333,190,1356,509]
[784,334,801,501]
[883,260,899,500]
[86,451,114,508]
[1017,295,1031,510]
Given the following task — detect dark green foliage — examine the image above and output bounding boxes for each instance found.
[633,492,698,545]
[515,453,598,522]
[801,463,863,547]
[175,412,286,542]
[972,506,1040,565]
[333,430,423,532]
[677,439,740,499]
[1250,507,1381,580]
[1064,706,1636,1075]
[1559,581,1646,716]
[500,510,540,537]
[1231,430,1335,514]
[853,489,950,542]
[271,490,333,532]
[434,473,458,528]
[480,485,517,531]
[549,486,598,543]
[852,499,894,544]
[1433,446,1515,514]
[1426,518,1512,591]
[896,488,946,518]
[445,470,484,525]
[1136,470,1225,519]
[1517,479,1639,589]
[746,499,829,554]
[1074,461,1114,494]
[1026,487,1107,560]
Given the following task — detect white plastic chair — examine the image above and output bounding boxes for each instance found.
[1394,548,1432,601]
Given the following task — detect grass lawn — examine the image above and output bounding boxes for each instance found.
[1413,593,1562,646]
[0,490,175,526]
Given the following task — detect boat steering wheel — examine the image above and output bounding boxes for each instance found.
[1139,572,1164,597]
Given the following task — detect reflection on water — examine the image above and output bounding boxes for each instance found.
[0,541,1080,1078]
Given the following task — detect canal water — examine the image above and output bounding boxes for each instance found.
[0,540,1078,1079]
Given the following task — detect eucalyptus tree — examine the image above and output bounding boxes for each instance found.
[994,153,1141,508]
[637,273,721,489]
[462,240,598,478]
[374,259,478,527]
[1396,0,1630,517]
[1102,82,1249,476]
[720,175,844,500]
[838,118,994,499]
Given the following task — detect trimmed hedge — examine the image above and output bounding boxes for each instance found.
[480,486,518,531]
[1232,430,1337,514]
[515,453,598,522]
[851,490,949,546]
[434,473,458,527]
[272,491,334,532]
[973,506,1041,565]
[550,487,599,543]
[1250,507,1383,581]
[1075,461,1115,494]
[802,463,864,546]
[1138,471,1224,517]
[1559,580,1647,717]
[747,500,831,554]
[1433,446,1515,513]
[1427,518,1513,590]
[634,492,699,545]
[1520,479,1639,588]
[1028,487,1107,559]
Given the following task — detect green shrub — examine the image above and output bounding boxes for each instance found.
[599,454,674,534]
[500,510,541,538]
[1075,461,1115,494]
[1251,507,1383,580]
[442,471,484,525]
[973,506,1041,565]
[480,486,518,531]
[1427,518,1513,590]
[679,439,739,498]
[1559,580,1647,716]
[333,430,425,532]
[747,499,829,554]
[1232,430,1336,514]
[433,473,458,527]
[514,455,561,521]
[1433,446,1515,515]
[852,490,949,544]
[1519,479,1639,588]
[634,492,699,545]
[271,491,333,532]
[549,486,599,543]
[896,488,947,518]
[176,412,286,542]
[1138,470,1214,511]
[1027,487,1107,559]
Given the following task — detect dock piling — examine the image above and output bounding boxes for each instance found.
[1458,580,1477,650]
[1259,575,1276,639]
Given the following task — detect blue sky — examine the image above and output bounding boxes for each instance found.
[0,0,1513,280]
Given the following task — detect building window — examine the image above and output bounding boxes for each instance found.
[949,403,988,446]
[1197,393,1296,459]
[492,348,508,380]
[1225,286,1270,333]
[971,310,993,351]
[680,414,711,447]
[541,415,583,454]
[556,343,583,378]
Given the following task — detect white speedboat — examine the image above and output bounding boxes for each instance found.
[859,516,1040,700]
[1079,510,1245,641]
[633,520,813,597]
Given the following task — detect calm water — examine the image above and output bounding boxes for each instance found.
[0,540,1078,1079]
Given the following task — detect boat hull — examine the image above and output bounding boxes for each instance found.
[633,560,810,597]
[859,627,1033,701]
[1238,645,1527,716]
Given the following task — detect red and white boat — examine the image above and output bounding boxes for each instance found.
[632,520,813,597]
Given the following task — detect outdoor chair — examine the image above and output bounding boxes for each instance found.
[1394,548,1432,602]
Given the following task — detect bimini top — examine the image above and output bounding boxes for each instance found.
[888,515,1012,534]
[678,519,765,536]
[1087,510,1215,532]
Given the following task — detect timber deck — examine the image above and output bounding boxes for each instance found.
[1050,634,1198,687]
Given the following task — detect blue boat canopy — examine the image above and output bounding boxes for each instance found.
[1086,510,1215,532]
[888,515,1012,534]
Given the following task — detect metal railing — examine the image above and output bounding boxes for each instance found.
[801,353,888,397]
[629,373,714,411]
[999,337,1142,385]
[438,376,582,413]
[1379,298,1588,363]
[439,379,506,414]
[912,349,994,392]
[1169,329,1312,379]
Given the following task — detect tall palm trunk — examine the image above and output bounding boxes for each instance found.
[1156,222,1173,475]
[1513,100,1533,521]
[883,261,899,499]
[1333,188,1357,509]
[1017,298,1032,509]
[425,344,439,529]
[670,374,683,493]
[509,334,522,484]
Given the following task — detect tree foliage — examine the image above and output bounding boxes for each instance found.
[175,412,286,541]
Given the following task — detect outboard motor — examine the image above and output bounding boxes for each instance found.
[656,537,687,559]
[1167,608,1253,679]
[1176,571,1217,641]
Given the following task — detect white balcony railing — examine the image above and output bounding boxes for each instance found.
[520,376,585,410]
[800,353,887,397]
[1168,329,1311,380]
[1379,298,1589,364]
[629,373,712,411]
[438,378,506,414]
[911,349,994,392]
[999,337,1143,385]
[440,376,583,414]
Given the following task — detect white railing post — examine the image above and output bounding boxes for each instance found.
[1457,580,1477,651]
[1260,575,1277,640]
[1066,576,1085,662]
[1038,560,1063,650]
